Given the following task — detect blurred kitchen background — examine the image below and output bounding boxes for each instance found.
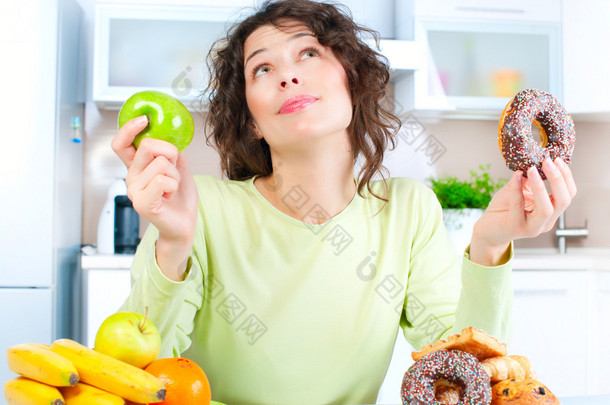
[1,0,609,402]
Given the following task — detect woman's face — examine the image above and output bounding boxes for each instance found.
[243,21,353,152]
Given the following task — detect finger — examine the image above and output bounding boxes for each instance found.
[542,158,571,223]
[520,176,534,198]
[132,174,179,216]
[525,166,554,234]
[128,156,181,200]
[555,157,577,198]
[520,176,535,212]
[174,154,197,200]
[129,138,180,177]
[507,171,526,232]
[111,115,149,167]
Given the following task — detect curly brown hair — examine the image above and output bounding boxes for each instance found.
[204,0,400,201]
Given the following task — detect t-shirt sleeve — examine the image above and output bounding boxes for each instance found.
[452,245,513,343]
[400,187,513,350]
[119,215,206,358]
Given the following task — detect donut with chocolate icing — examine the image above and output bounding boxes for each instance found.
[401,349,491,405]
[498,89,575,179]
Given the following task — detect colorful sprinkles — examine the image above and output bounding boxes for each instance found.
[498,89,575,179]
[401,349,491,405]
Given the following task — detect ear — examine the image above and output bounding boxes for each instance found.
[251,121,263,140]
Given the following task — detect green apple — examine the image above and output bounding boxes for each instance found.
[94,308,162,369]
[210,402,227,405]
[118,90,194,151]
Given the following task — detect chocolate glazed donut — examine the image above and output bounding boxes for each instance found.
[498,89,575,179]
[401,349,491,405]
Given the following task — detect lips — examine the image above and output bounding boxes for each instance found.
[278,95,319,114]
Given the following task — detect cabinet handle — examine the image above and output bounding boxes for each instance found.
[455,6,526,14]
[514,289,567,295]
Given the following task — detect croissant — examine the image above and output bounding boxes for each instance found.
[481,355,537,383]
[412,326,507,361]
[434,379,461,404]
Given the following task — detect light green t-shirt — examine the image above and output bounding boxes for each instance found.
[121,175,513,405]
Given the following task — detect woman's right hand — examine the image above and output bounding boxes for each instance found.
[111,116,199,281]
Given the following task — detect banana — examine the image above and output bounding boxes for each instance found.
[50,339,165,403]
[60,383,125,405]
[7,343,79,386]
[4,376,65,405]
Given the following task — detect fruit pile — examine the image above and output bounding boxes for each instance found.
[3,310,217,405]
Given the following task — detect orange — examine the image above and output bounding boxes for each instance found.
[144,357,211,405]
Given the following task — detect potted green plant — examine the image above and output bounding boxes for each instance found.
[428,164,508,254]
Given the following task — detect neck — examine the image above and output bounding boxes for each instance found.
[255,136,356,224]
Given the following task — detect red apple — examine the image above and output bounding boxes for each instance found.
[94,308,161,369]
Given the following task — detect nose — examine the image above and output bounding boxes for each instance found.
[280,77,299,88]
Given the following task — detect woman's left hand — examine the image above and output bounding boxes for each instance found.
[469,157,577,266]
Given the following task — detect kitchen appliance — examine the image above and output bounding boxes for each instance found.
[97,179,140,254]
[0,0,84,387]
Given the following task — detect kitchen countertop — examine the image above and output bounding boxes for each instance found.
[372,397,610,404]
[513,248,610,270]
[81,248,610,271]
[559,395,610,404]
[81,251,134,269]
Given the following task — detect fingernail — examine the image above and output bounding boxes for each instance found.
[515,171,523,183]
[527,166,537,176]
[555,157,566,168]
[135,115,148,125]
[528,166,540,179]
[544,158,557,172]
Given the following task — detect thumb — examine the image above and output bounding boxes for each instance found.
[508,170,526,226]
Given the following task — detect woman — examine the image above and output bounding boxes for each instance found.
[111,1,576,403]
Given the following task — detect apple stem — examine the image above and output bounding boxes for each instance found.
[141,306,149,333]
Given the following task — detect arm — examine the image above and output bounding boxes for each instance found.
[111,116,203,356]
[111,116,199,281]
[119,223,206,357]
[402,158,577,349]
[401,189,513,349]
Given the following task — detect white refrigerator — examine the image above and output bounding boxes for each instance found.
[0,0,84,387]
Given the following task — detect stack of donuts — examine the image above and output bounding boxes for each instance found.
[401,327,560,404]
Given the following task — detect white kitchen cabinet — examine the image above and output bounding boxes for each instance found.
[81,255,133,347]
[393,0,561,118]
[93,2,422,110]
[0,289,54,386]
[93,3,250,109]
[562,0,610,120]
[593,271,610,394]
[511,270,588,397]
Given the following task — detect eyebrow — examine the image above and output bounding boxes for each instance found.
[244,32,315,68]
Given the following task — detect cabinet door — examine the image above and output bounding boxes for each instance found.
[595,271,610,394]
[511,270,588,397]
[563,0,610,116]
[0,289,53,384]
[84,269,132,347]
[402,19,561,114]
[94,4,247,109]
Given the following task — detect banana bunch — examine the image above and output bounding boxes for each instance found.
[4,339,166,405]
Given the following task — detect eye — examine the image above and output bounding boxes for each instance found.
[252,64,271,78]
[300,47,320,60]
